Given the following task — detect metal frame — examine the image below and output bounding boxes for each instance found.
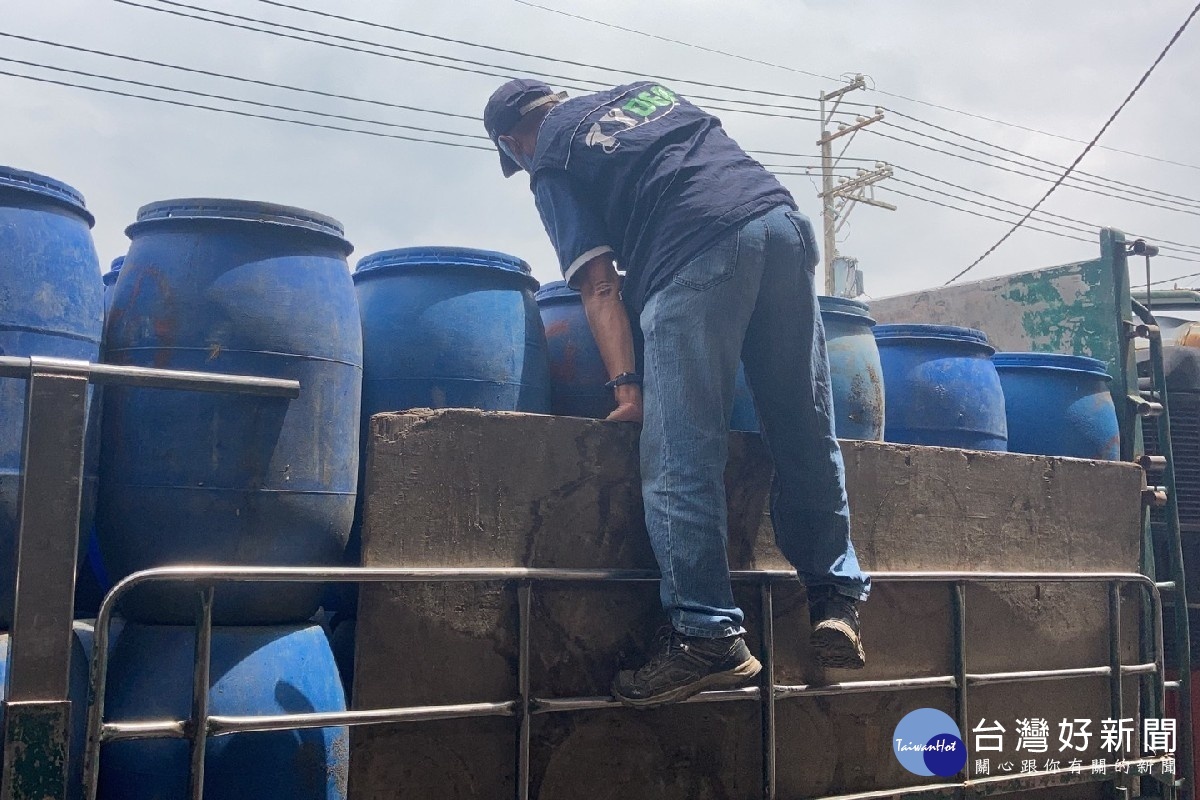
[0,355,299,800]
[83,566,1174,800]
[1133,298,1196,800]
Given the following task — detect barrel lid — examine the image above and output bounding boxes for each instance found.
[818,296,875,324]
[535,280,579,304]
[128,198,351,254]
[354,246,537,286]
[873,323,993,350]
[0,165,94,227]
[993,352,1112,380]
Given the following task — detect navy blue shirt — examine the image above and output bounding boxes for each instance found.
[529,82,795,314]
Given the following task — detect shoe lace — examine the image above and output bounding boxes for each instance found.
[641,627,685,672]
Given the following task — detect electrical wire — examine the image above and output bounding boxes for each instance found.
[0,31,480,122]
[245,0,857,107]
[884,109,1200,206]
[1152,270,1200,286]
[945,0,1200,284]
[110,0,831,123]
[115,0,1200,205]
[0,55,490,141]
[511,0,1200,171]
[896,167,1200,255]
[0,67,493,150]
[863,130,1200,218]
[881,120,1200,209]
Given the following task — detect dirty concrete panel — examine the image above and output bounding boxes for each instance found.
[868,259,1117,367]
[352,410,1147,800]
[362,411,1143,576]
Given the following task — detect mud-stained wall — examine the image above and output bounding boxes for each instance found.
[350,409,1146,800]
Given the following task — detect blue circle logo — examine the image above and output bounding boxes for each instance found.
[892,708,967,777]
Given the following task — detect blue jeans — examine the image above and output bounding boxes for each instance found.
[639,204,871,638]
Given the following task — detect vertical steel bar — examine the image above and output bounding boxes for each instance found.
[952,581,969,783]
[517,582,531,800]
[760,583,776,800]
[2,364,89,800]
[1108,581,1124,798]
[83,593,121,800]
[188,586,215,800]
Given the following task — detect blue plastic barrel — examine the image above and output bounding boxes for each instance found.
[102,256,123,319]
[335,247,550,624]
[820,297,885,441]
[84,256,124,618]
[0,628,90,800]
[728,298,885,440]
[0,166,102,627]
[99,199,363,624]
[535,281,613,419]
[354,246,550,415]
[993,352,1119,460]
[99,622,348,800]
[874,324,1007,451]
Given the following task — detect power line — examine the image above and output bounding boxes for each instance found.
[1153,270,1200,286]
[775,161,1200,258]
[0,55,490,141]
[110,0,831,123]
[0,31,479,122]
[874,186,1094,245]
[511,0,840,83]
[877,184,1200,264]
[115,0,1200,206]
[864,129,1200,218]
[885,108,1200,206]
[510,0,1200,172]
[246,0,854,108]
[773,176,1200,265]
[945,0,1200,284]
[897,167,1200,256]
[7,33,872,168]
[111,0,603,91]
[890,176,1096,237]
[0,33,892,169]
[881,119,1200,209]
[0,67,493,150]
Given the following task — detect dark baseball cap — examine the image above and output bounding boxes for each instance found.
[483,78,566,177]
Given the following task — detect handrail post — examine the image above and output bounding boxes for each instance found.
[1,359,90,800]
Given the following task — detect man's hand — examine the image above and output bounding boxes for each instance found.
[607,383,643,423]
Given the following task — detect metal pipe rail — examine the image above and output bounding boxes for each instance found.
[83,566,1170,800]
[0,356,300,800]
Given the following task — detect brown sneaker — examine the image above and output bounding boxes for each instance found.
[808,587,866,670]
[612,630,762,709]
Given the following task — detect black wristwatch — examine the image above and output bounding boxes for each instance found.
[605,372,642,390]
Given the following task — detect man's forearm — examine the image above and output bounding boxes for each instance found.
[575,255,636,379]
[574,254,642,421]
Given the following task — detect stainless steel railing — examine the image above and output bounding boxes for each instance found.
[82,566,1174,800]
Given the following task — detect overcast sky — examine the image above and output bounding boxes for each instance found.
[5,0,1200,298]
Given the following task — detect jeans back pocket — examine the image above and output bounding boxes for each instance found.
[672,228,740,291]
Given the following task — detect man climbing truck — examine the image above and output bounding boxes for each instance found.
[483,79,872,708]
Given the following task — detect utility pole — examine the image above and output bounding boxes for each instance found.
[819,75,895,296]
